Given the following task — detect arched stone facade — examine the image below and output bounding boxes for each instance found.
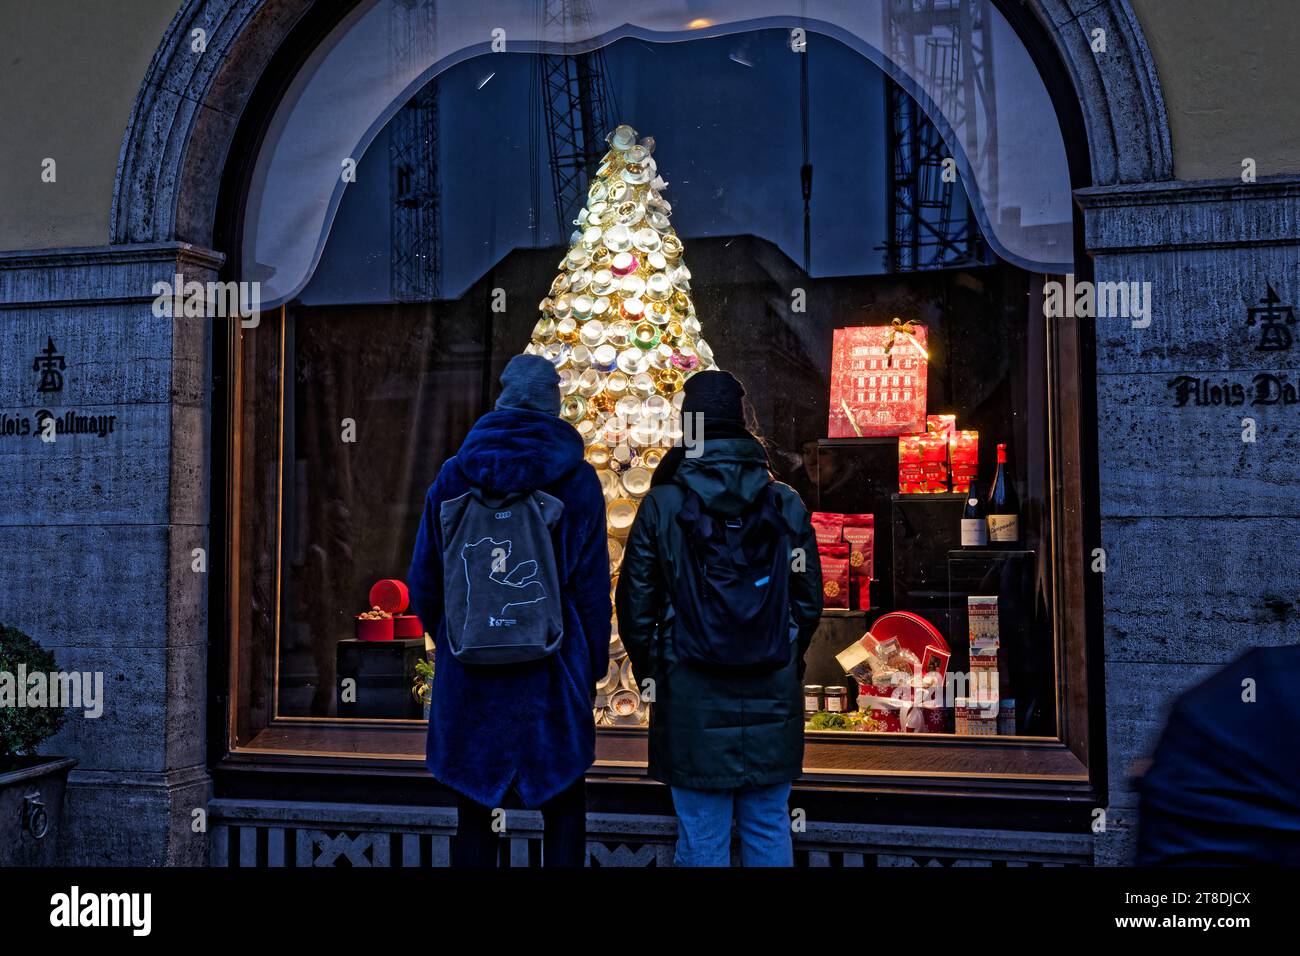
[101,0,1187,867]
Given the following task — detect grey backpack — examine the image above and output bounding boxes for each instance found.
[439,486,565,665]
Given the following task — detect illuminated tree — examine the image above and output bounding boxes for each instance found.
[525,124,716,725]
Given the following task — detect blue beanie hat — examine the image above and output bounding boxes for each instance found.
[495,354,561,416]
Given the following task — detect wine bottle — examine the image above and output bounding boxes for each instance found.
[960,480,988,547]
[986,443,1020,544]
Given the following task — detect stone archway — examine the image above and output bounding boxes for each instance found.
[99,0,1174,867]
[112,0,1171,251]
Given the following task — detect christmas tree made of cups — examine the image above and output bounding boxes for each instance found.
[524,124,716,727]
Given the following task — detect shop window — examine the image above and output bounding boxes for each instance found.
[223,2,1097,791]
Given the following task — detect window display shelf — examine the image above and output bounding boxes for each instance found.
[820,607,875,618]
[817,437,899,447]
[225,718,1091,796]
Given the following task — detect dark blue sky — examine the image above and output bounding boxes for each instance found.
[306,29,920,304]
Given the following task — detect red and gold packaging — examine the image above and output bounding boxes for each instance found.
[856,685,903,732]
[819,543,851,610]
[810,512,845,549]
[828,324,928,437]
[926,414,957,440]
[949,429,979,494]
[857,676,946,733]
[840,514,874,607]
[899,433,949,493]
[898,435,924,491]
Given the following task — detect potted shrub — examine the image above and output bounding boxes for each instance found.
[412,643,435,720]
[0,624,76,866]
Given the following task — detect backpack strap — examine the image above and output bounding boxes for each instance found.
[757,483,795,538]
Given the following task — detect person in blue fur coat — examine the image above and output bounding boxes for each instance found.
[407,354,611,867]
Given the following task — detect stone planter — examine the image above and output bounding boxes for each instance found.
[0,755,76,867]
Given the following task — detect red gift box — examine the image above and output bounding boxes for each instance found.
[948,430,979,494]
[828,324,928,438]
[356,616,394,642]
[369,579,410,615]
[393,614,424,638]
[857,683,904,731]
[899,433,949,494]
[949,430,979,466]
[857,676,946,733]
[926,414,957,440]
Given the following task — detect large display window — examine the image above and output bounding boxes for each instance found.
[218,1,1100,797]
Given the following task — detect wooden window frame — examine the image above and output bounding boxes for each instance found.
[208,0,1105,808]
[215,296,1103,803]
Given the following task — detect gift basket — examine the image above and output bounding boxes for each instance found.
[809,611,950,734]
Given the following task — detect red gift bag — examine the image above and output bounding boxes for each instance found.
[828,323,928,438]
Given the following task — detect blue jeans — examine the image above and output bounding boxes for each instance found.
[670,783,794,867]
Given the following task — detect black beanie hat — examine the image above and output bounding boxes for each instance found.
[681,370,746,426]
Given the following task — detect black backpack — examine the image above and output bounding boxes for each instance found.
[670,483,794,670]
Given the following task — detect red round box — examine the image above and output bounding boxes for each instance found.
[869,610,949,660]
[355,616,394,642]
[369,579,409,615]
[393,614,423,638]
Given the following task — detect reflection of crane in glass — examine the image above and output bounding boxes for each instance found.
[531,0,620,238]
[882,0,996,272]
[390,0,442,301]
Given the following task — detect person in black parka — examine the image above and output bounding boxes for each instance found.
[407,354,611,867]
[615,371,822,867]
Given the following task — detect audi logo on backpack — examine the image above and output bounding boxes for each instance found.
[439,486,565,665]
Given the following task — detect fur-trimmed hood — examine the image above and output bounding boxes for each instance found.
[454,408,583,493]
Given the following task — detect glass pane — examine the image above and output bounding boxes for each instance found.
[242,0,1073,310]
[254,22,1063,750]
